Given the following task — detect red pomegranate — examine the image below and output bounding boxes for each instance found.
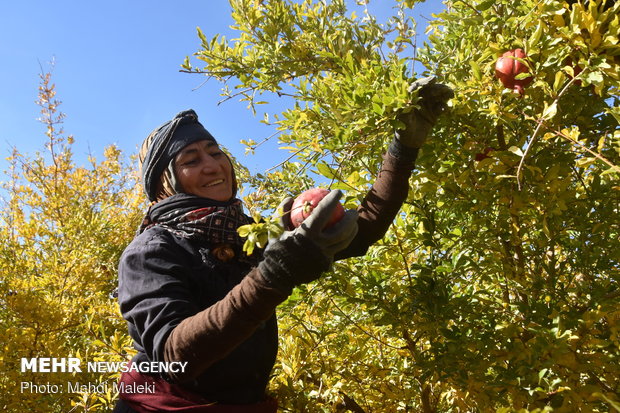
[495,48,534,95]
[290,188,345,229]
[475,147,495,162]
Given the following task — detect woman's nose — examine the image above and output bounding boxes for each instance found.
[200,154,220,173]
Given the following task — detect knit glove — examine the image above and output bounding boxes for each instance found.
[258,190,358,294]
[394,76,455,149]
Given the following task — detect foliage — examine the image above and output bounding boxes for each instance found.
[0,70,142,411]
[186,0,619,411]
[238,213,283,255]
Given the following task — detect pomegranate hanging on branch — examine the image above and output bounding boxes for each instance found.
[495,48,534,95]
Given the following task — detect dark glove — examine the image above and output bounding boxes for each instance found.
[258,190,358,294]
[394,76,455,148]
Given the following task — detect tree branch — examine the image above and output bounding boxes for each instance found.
[554,129,620,173]
[516,76,578,190]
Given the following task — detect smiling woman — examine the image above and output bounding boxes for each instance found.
[115,109,363,412]
[174,140,234,202]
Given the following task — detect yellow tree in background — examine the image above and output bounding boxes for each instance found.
[0,70,141,412]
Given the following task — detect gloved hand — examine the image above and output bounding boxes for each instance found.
[259,190,359,293]
[282,189,358,259]
[395,76,455,148]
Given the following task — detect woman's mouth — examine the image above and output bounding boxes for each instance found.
[204,179,224,188]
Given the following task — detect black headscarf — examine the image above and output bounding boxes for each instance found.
[141,109,219,202]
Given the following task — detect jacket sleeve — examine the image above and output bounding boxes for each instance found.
[163,267,288,383]
[335,148,418,260]
[118,233,288,383]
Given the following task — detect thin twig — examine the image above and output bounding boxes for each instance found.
[457,0,482,16]
[265,144,309,172]
[516,0,545,31]
[250,130,283,151]
[191,76,211,92]
[516,77,577,190]
[217,87,254,105]
[329,149,366,192]
[516,117,545,191]
[327,295,403,350]
[179,68,236,77]
[294,152,322,178]
[554,129,620,173]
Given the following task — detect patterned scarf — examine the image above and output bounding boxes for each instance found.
[138,193,256,262]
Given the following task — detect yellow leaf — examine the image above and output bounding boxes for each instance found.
[591,28,602,48]
[553,13,565,27]
[237,224,252,237]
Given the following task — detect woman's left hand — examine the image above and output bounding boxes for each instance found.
[273,190,358,260]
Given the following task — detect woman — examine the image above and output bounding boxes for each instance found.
[114,78,453,412]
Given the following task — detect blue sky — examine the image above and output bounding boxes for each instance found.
[0,1,443,180]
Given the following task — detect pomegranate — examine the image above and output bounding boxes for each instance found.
[495,48,533,95]
[475,147,495,162]
[290,188,345,229]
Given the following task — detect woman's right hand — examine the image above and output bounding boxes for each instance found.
[258,190,358,293]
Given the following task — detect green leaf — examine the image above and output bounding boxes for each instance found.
[316,162,336,179]
[584,71,604,84]
[542,102,557,121]
[372,102,385,115]
[476,0,495,11]
[553,71,565,92]
[538,368,548,384]
[197,27,207,43]
[237,224,252,238]
[514,72,532,80]
[469,60,482,81]
[451,250,466,269]
[182,56,191,70]
[575,156,596,168]
[243,239,255,255]
[508,146,524,157]
[527,23,543,51]
[257,232,268,248]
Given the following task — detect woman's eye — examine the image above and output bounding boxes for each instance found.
[182,158,198,166]
[210,151,223,158]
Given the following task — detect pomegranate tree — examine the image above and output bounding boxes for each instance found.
[290,188,345,229]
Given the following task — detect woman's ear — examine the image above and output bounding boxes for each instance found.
[224,153,238,199]
[167,160,185,195]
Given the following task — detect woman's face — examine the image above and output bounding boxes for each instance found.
[173,140,234,201]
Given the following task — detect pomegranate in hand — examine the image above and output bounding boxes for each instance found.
[495,48,533,95]
[290,188,345,229]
